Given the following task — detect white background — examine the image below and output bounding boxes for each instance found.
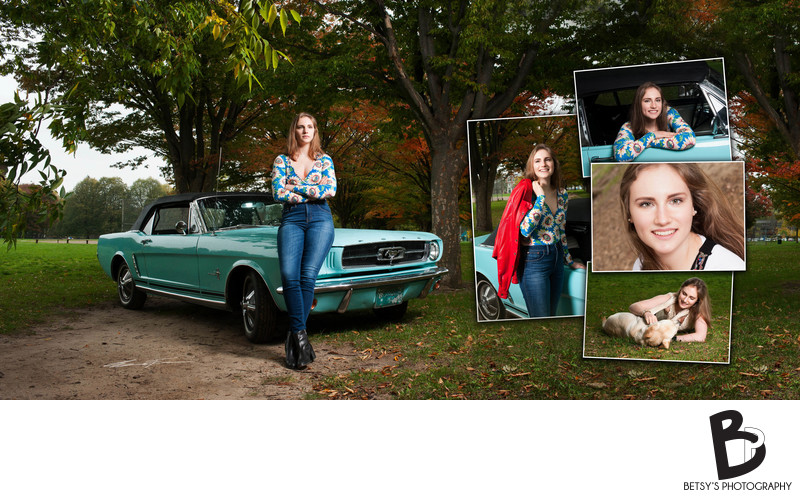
[3,401,797,497]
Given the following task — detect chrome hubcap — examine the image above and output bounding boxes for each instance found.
[241,285,256,328]
[118,268,133,301]
[478,282,499,318]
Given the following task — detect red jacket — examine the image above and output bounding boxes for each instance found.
[491,179,533,299]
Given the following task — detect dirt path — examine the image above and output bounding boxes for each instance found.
[0,297,394,400]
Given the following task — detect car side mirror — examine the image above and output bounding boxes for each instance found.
[175,220,188,235]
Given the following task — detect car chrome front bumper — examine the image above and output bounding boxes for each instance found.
[276,266,449,313]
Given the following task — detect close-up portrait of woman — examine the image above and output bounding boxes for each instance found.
[590,161,745,272]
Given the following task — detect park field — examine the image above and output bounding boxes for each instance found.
[1,239,798,399]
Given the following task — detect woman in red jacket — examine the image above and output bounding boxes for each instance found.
[493,144,584,317]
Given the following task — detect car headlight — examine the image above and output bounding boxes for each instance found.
[428,241,440,261]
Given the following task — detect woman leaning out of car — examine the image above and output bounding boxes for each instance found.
[271,112,336,369]
[613,81,696,162]
[492,144,585,318]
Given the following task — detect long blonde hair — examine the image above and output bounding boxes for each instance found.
[619,163,744,270]
[286,112,324,161]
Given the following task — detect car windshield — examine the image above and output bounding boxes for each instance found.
[197,195,282,230]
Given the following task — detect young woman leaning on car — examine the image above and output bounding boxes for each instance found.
[271,112,336,370]
[613,81,696,162]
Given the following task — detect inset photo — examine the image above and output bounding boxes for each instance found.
[583,268,732,364]
[591,161,745,272]
[468,115,589,321]
[574,58,732,177]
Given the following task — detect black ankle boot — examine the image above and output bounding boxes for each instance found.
[295,329,316,367]
[285,331,300,369]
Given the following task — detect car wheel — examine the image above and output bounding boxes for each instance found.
[476,277,504,320]
[117,261,146,310]
[373,301,408,322]
[241,270,280,344]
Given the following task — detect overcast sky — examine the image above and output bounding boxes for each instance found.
[2,74,168,192]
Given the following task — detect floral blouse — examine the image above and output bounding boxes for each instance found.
[271,153,337,204]
[519,188,573,265]
[613,107,696,162]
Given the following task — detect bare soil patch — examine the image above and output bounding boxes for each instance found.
[0,297,393,400]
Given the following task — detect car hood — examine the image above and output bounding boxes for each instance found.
[330,229,439,247]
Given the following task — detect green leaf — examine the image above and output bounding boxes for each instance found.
[264,44,272,67]
[267,4,278,27]
[279,8,288,35]
[290,9,301,24]
[275,49,291,65]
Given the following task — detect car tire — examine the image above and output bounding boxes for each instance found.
[241,270,280,344]
[373,301,408,322]
[116,261,147,310]
[476,277,504,320]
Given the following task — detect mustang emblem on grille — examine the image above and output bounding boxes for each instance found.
[377,246,406,263]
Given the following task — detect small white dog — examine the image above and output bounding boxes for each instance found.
[601,312,678,349]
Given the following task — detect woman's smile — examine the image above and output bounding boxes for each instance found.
[532,149,554,179]
[641,87,663,122]
[628,164,697,267]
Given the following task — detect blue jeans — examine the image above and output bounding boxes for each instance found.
[278,201,335,333]
[517,244,564,318]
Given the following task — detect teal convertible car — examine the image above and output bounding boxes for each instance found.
[97,192,447,342]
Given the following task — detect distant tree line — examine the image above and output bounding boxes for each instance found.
[37,177,170,239]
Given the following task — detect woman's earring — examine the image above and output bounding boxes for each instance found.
[627,218,631,222]
[693,210,697,216]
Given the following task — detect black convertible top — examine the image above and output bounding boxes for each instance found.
[575,60,718,97]
[130,191,273,231]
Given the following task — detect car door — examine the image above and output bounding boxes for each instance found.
[139,202,201,294]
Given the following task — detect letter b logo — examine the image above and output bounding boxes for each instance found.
[709,410,766,480]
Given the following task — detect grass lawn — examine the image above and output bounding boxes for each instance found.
[2,239,799,399]
[0,240,114,334]
[311,242,800,399]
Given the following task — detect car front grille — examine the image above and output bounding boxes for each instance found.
[342,241,429,267]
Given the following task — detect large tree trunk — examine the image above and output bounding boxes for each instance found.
[430,134,467,288]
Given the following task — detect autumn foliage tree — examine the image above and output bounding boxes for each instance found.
[310,0,583,287]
